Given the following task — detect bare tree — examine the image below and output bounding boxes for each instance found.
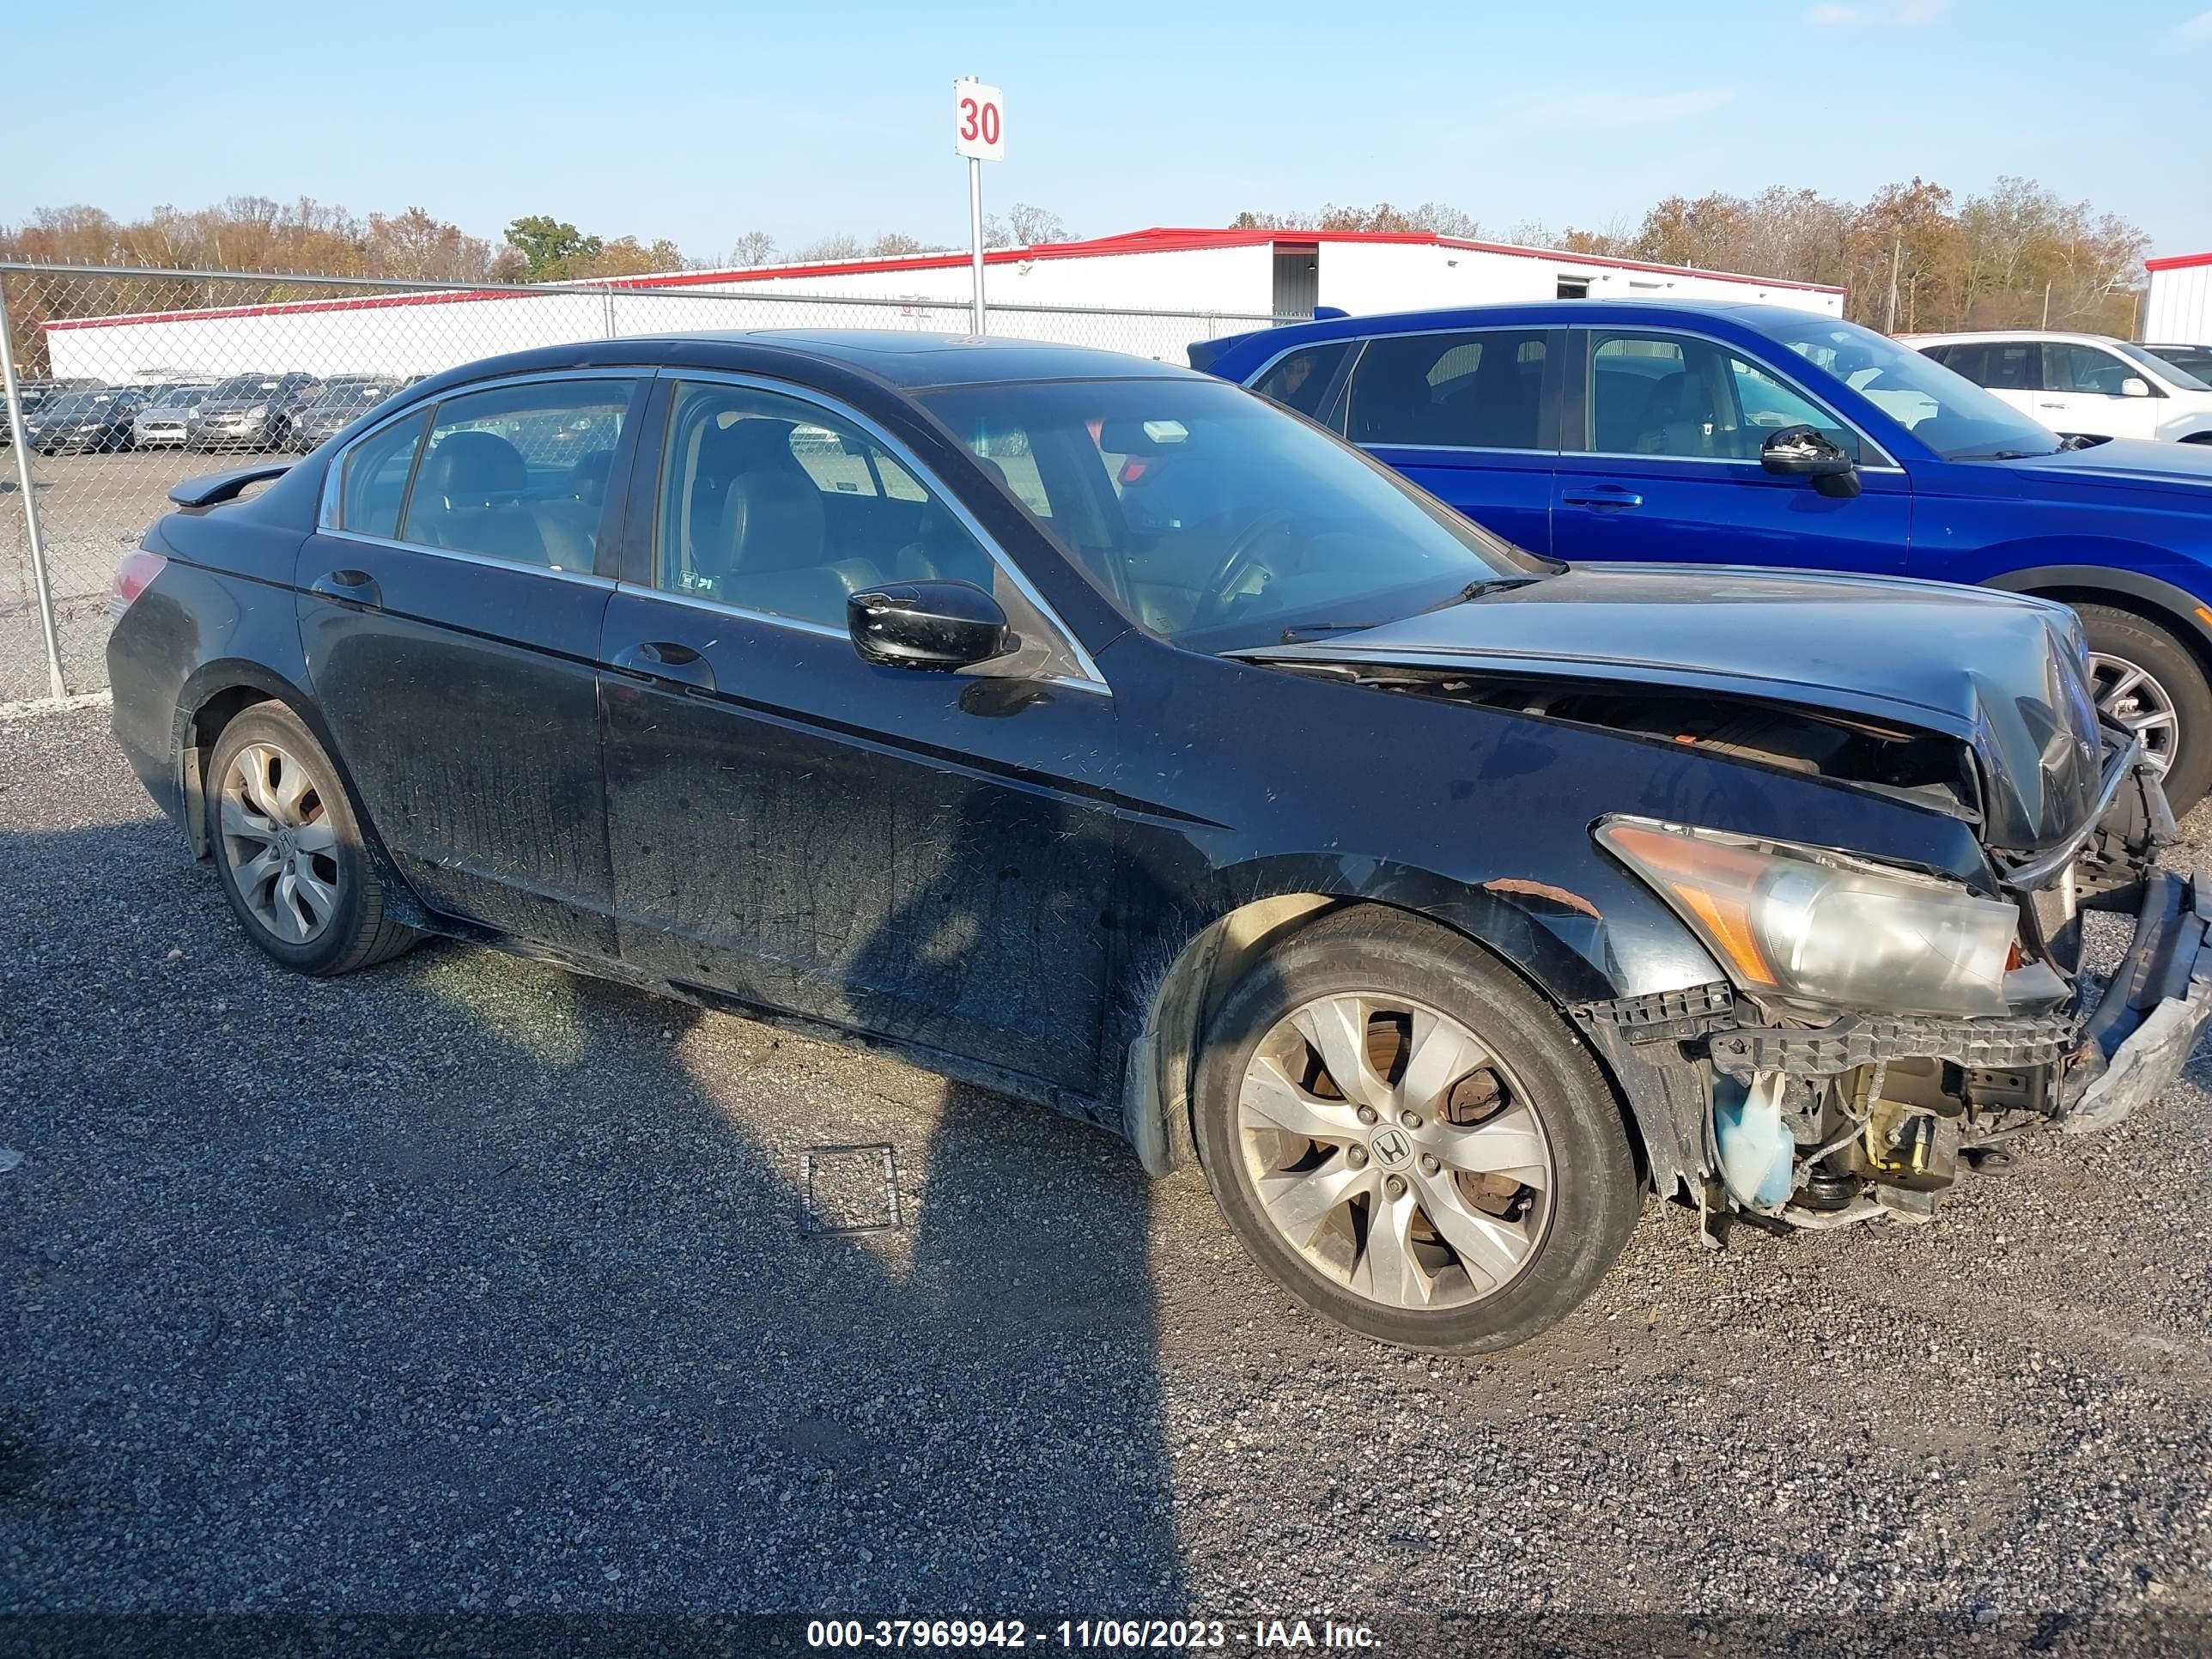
[727,228,778,268]
[1002,204,1075,246]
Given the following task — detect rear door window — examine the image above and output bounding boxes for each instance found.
[398,379,634,571]
[1345,329,1548,449]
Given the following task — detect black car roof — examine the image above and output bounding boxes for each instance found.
[404,330,1206,400]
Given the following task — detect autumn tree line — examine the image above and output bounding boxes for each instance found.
[1234,175,2151,337]
[0,176,2154,372]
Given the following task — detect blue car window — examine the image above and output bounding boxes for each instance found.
[1593,331,1861,463]
[1251,342,1350,421]
[1345,329,1547,450]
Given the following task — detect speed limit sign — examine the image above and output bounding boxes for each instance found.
[954,79,1005,161]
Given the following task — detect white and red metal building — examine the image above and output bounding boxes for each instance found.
[2146,251,2212,345]
[42,227,1849,385]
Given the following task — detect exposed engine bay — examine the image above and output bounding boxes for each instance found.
[1340,665,1982,820]
[1267,653,2211,1239]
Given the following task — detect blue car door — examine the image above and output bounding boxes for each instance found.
[1337,325,1561,555]
[1549,325,1911,574]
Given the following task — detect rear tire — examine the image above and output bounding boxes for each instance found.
[204,703,416,975]
[1192,907,1638,1354]
[2076,603,2212,815]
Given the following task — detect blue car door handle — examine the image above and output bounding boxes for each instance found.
[1562,487,1644,511]
[610,640,717,693]
[308,569,382,610]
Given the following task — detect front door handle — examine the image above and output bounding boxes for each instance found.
[1561,487,1644,510]
[2038,401,2067,410]
[610,640,716,692]
[308,569,382,610]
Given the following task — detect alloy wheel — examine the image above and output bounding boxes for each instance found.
[2089,651,2179,776]
[1236,993,1556,1311]
[217,741,343,945]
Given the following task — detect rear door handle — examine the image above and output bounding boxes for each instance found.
[1561,487,1644,510]
[2038,401,2067,410]
[610,640,716,692]
[308,569,382,610]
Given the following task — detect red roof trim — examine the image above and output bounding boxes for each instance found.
[42,225,1842,331]
[2148,250,2212,274]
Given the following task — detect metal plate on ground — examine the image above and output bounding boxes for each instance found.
[799,1144,902,1235]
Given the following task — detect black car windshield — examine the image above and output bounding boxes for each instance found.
[918,377,1543,650]
[210,375,285,399]
[313,382,393,407]
[1745,314,2065,461]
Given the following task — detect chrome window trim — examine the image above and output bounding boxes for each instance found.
[319,527,617,588]
[656,368,1110,695]
[317,367,645,533]
[1583,323,1903,471]
[613,578,1110,698]
[1354,442,1559,459]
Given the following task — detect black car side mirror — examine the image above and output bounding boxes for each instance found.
[848,579,1014,672]
[1760,424,1861,499]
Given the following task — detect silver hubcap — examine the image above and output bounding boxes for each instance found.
[218,742,342,945]
[1237,994,1555,1312]
[2089,652,2179,776]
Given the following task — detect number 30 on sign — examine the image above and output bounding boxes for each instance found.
[954,79,1005,161]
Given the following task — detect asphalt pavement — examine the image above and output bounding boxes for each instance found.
[3,701,2210,1651]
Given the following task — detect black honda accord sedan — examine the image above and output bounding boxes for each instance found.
[109,331,2212,1352]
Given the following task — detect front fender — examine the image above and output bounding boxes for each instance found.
[1983,559,2212,652]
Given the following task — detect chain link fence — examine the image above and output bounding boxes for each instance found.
[0,261,1287,702]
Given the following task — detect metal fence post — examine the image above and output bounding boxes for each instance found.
[0,272,66,700]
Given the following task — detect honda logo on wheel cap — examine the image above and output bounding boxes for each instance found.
[1370,1127,1413,1169]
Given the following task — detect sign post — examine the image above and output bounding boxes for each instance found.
[953,78,1004,335]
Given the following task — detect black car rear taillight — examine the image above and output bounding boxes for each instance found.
[111,549,167,617]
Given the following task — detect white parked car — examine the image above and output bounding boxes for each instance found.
[1907,331,2212,445]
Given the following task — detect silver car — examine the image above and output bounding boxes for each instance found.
[131,383,216,449]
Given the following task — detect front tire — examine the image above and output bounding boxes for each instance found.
[2077,603,2212,815]
[1193,908,1638,1354]
[204,703,416,975]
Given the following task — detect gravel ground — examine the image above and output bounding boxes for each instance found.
[3,702,2211,1652]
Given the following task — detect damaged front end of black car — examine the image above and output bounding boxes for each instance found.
[1244,564,2212,1243]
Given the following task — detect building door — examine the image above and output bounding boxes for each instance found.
[1272,243,1319,319]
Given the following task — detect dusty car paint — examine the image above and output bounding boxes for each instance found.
[107,331,2209,1249]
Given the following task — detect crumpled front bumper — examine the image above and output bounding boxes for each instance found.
[2059,871,2212,1133]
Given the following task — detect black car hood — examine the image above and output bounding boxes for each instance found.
[1238,563,2106,854]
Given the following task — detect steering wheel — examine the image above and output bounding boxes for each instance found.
[1183,509,1297,633]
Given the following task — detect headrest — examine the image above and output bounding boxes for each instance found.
[420,430,526,506]
[568,448,614,504]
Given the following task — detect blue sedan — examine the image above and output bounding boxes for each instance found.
[1197,302,2212,811]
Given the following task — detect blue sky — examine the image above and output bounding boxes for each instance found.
[13,0,2212,262]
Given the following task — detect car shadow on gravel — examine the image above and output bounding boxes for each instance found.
[0,811,1187,1615]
